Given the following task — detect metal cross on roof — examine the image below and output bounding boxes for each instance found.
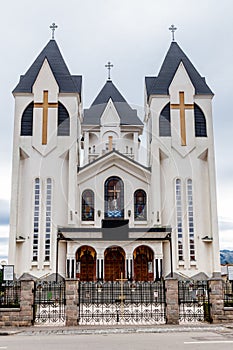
[50,23,58,40]
[105,61,114,80]
[169,24,177,41]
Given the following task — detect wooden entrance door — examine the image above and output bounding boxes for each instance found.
[104,247,125,281]
[134,245,154,281]
[76,246,96,281]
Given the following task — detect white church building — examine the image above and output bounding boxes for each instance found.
[8,31,220,281]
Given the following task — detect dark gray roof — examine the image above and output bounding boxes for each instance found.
[83,80,143,126]
[146,41,213,98]
[13,40,82,94]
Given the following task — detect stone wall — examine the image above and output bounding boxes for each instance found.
[0,280,34,327]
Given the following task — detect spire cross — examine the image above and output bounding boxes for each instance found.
[50,23,58,39]
[105,61,114,80]
[169,24,177,41]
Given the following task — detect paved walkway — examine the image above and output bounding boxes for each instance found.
[1,323,233,336]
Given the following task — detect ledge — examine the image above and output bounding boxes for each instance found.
[202,236,213,243]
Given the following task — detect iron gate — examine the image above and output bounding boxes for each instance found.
[178,280,211,323]
[78,280,166,325]
[33,280,66,325]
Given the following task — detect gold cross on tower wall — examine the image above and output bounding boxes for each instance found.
[170,91,194,146]
[34,91,58,145]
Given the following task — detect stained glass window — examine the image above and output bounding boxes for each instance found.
[134,190,147,220]
[104,177,124,218]
[82,190,95,221]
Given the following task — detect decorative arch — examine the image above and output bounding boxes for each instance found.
[133,245,154,281]
[57,102,70,136]
[194,104,207,137]
[76,245,97,281]
[82,189,95,221]
[104,176,124,218]
[134,189,147,220]
[159,103,171,137]
[21,102,33,136]
[104,246,125,281]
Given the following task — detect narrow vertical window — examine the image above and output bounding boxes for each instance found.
[134,190,147,220]
[21,102,33,136]
[104,177,124,218]
[159,103,171,136]
[45,178,52,261]
[33,178,40,261]
[187,179,195,261]
[82,190,95,221]
[175,179,183,261]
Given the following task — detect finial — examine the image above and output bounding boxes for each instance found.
[169,24,177,41]
[50,22,58,40]
[105,61,114,80]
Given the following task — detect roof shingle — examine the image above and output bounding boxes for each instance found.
[13,40,82,94]
[146,41,213,98]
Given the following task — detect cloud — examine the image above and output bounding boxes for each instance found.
[219,219,233,232]
[0,200,10,225]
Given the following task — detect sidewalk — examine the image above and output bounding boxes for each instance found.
[1,323,232,336]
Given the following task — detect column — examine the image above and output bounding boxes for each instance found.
[165,278,179,324]
[20,280,34,326]
[65,280,79,326]
[66,258,75,279]
[208,278,224,323]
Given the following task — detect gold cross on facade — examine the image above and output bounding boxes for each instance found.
[34,91,58,145]
[171,91,194,146]
[109,185,120,199]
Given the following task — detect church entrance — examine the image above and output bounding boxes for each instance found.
[76,246,96,281]
[104,246,125,281]
[133,245,154,281]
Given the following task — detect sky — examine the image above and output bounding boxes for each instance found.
[0,0,233,261]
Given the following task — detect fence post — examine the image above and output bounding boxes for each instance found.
[208,276,224,323]
[20,280,34,326]
[65,279,79,326]
[165,278,179,324]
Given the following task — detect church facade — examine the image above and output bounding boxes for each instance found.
[8,35,220,281]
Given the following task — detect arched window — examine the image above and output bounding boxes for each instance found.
[175,179,183,261]
[194,104,207,137]
[45,178,52,261]
[187,179,195,261]
[57,102,70,136]
[21,102,33,136]
[82,190,95,221]
[105,177,124,218]
[32,178,40,261]
[134,189,147,220]
[159,103,171,137]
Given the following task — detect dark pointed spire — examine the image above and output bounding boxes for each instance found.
[146,41,213,97]
[13,40,82,94]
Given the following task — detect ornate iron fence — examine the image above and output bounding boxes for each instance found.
[78,280,166,325]
[178,280,211,323]
[223,280,233,307]
[33,280,66,325]
[0,281,21,308]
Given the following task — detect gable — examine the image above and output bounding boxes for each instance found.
[100,99,120,127]
[78,151,151,186]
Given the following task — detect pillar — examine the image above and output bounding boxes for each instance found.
[65,280,79,326]
[208,278,224,323]
[20,280,34,326]
[165,278,179,324]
